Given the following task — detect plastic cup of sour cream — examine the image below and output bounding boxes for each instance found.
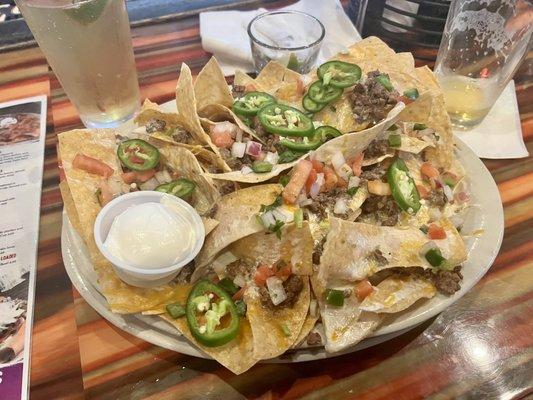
[94,191,205,287]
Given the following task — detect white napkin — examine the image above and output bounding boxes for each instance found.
[199,0,361,76]
[454,80,528,159]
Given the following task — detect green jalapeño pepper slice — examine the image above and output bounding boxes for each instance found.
[317,60,362,88]
[186,280,240,347]
[375,74,394,92]
[403,88,419,100]
[387,158,421,213]
[302,94,326,113]
[117,139,160,171]
[155,178,196,199]
[257,103,314,137]
[280,131,323,151]
[307,80,343,104]
[232,91,276,116]
[315,125,342,141]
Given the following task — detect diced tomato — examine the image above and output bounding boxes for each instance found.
[211,131,234,148]
[296,78,305,96]
[479,68,489,78]
[355,280,374,302]
[397,95,414,105]
[416,184,430,199]
[275,263,292,281]
[72,154,114,178]
[323,166,338,191]
[283,159,313,204]
[232,286,246,301]
[428,223,447,240]
[129,154,145,164]
[121,169,156,184]
[311,159,324,173]
[305,168,318,193]
[351,152,364,177]
[254,264,275,287]
[421,162,440,179]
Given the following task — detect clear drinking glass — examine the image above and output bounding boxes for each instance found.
[15,0,140,128]
[434,0,532,130]
[248,10,325,74]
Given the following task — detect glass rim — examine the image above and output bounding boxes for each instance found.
[247,10,326,51]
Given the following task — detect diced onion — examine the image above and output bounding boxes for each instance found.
[154,170,172,184]
[139,177,159,191]
[348,175,361,189]
[310,172,325,199]
[331,151,345,171]
[299,198,313,207]
[231,141,246,158]
[264,151,279,165]
[233,275,246,288]
[235,129,243,143]
[272,207,294,223]
[443,183,454,202]
[333,198,348,215]
[260,210,276,227]
[245,140,262,157]
[241,166,253,174]
[212,121,238,138]
[266,276,287,306]
[419,241,437,257]
[212,260,226,278]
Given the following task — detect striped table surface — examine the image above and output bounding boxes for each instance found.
[1,3,532,400]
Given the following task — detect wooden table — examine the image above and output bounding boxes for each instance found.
[0,2,532,399]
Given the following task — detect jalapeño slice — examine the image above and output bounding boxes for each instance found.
[155,178,196,199]
[302,94,326,113]
[307,81,343,104]
[186,280,240,347]
[317,60,362,88]
[315,125,342,141]
[387,158,421,213]
[232,91,276,116]
[117,139,160,171]
[257,103,314,137]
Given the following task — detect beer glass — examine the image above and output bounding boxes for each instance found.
[434,0,532,129]
[16,0,140,128]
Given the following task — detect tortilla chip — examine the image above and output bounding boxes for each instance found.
[194,57,234,109]
[399,91,454,168]
[244,277,310,359]
[160,314,257,375]
[158,146,220,216]
[60,180,83,238]
[292,311,319,348]
[229,222,314,276]
[234,70,265,91]
[318,218,466,282]
[134,99,182,129]
[193,184,283,275]
[360,275,436,314]
[313,102,405,164]
[202,217,219,236]
[198,103,259,141]
[255,61,301,91]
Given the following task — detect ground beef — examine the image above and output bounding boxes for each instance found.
[174,261,195,284]
[349,71,399,125]
[145,118,166,133]
[306,332,322,346]
[217,181,237,196]
[359,194,399,226]
[425,266,463,295]
[232,84,246,99]
[226,260,251,280]
[360,164,388,181]
[368,248,388,266]
[312,236,327,265]
[205,203,218,218]
[219,148,254,170]
[260,275,304,310]
[171,127,193,144]
[428,187,447,208]
[306,188,348,220]
[365,139,389,159]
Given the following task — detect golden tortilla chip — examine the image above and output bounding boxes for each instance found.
[134,99,182,129]
[314,95,369,133]
[255,61,301,91]
[234,70,265,91]
[360,275,436,314]
[194,57,234,109]
[193,184,283,276]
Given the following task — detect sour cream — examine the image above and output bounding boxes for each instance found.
[104,200,196,269]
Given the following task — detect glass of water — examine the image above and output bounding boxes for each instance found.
[16,0,140,128]
[247,10,325,74]
[434,0,532,130]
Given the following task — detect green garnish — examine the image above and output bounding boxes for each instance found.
[166,302,186,319]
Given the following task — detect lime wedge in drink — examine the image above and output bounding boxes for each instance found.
[287,53,301,72]
[65,0,108,25]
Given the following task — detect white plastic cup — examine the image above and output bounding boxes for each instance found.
[94,191,205,288]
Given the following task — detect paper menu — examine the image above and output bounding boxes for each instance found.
[0,95,47,400]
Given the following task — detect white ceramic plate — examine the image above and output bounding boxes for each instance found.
[61,134,504,362]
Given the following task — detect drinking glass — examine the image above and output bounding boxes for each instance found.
[434,0,532,130]
[15,0,140,128]
[247,10,325,74]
